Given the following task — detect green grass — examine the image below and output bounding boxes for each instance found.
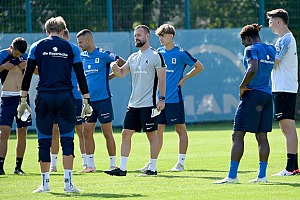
[0,122,299,200]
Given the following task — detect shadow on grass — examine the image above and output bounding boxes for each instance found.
[266,181,300,187]
[50,192,146,198]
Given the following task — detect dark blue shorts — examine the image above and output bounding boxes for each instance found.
[273,92,296,121]
[35,91,76,139]
[87,98,114,123]
[233,90,272,133]
[157,101,185,125]
[0,96,32,128]
[123,106,157,132]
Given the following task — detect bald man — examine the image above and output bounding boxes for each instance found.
[76,29,125,172]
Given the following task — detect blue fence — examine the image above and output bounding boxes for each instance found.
[0,28,277,130]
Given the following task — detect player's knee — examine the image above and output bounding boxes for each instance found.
[38,138,51,162]
[61,137,74,157]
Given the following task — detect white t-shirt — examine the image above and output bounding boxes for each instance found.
[271,32,298,93]
[125,47,165,108]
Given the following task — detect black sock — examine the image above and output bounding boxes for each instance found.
[15,157,23,170]
[0,157,5,170]
[295,153,299,170]
[286,153,296,172]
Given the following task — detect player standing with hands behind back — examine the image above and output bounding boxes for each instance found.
[267,8,300,176]
[17,16,92,193]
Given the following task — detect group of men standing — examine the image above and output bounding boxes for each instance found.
[0,7,298,193]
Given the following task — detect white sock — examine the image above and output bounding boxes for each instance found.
[119,156,128,171]
[178,154,186,165]
[86,154,95,168]
[41,172,50,188]
[81,153,87,166]
[51,154,58,167]
[110,156,116,167]
[64,169,73,189]
[149,159,157,171]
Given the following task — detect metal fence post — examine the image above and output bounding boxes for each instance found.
[185,0,190,29]
[107,0,113,32]
[25,0,32,33]
[259,0,265,26]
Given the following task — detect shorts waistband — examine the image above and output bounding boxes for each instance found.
[1,91,20,97]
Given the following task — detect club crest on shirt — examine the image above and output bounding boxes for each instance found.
[95,58,99,63]
[53,47,58,52]
[172,58,176,64]
[145,60,149,65]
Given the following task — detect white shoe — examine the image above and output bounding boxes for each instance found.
[50,166,57,172]
[272,169,294,176]
[248,176,268,183]
[135,163,150,172]
[64,184,82,193]
[213,177,239,184]
[169,163,184,172]
[33,185,50,193]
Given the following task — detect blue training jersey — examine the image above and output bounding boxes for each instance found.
[243,42,276,94]
[157,46,197,103]
[81,47,119,101]
[28,36,82,93]
[0,49,28,85]
[71,69,82,99]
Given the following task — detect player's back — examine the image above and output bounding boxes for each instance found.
[31,36,75,93]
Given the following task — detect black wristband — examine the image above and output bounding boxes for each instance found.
[159,96,165,100]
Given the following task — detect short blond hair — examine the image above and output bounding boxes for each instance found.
[45,16,66,34]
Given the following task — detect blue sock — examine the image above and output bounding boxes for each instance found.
[258,161,268,178]
[228,161,239,179]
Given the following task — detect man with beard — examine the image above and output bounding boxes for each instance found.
[104,25,166,176]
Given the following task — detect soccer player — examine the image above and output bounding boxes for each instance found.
[104,25,166,176]
[213,24,275,184]
[17,16,92,193]
[76,29,125,172]
[267,9,300,176]
[136,24,204,172]
[0,37,31,175]
[50,29,87,172]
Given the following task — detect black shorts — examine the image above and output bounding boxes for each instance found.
[273,92,297,121]
[123,107,157,132]
[157,101,185,125]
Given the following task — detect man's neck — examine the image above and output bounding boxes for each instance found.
[165,42,175,50]
[278,26,290,37]
[87,45,96,53]
[140,44,150,51]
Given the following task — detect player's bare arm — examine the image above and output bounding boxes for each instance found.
[156,67,166,111]
[239,59,258,98]
[178,60,204,87]
[0,61,14,72]
[110,61,130,78]
[109,57,126,80]
[273,59,279,69]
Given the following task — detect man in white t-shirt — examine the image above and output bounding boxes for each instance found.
[267,8,299,176]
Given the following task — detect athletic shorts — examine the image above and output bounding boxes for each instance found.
[233,90,272,133]
[123,106,157,132]
[87,97,114,123]
[157,101,185,125]
[273,92,296,121]
[0,96,32,128]
[35,91,76,139]
[53,98,83,125]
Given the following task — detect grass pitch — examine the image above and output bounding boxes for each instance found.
[0,122,299,200]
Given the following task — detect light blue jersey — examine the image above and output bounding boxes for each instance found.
[81,48,119,101]
[157,46,197,103]
[71,69,82,99]
[243,42,276,94]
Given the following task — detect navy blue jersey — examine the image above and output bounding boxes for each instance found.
[81,47,119,101]
[243,43,276,94]
[157,46,197,103]
[71,69,81,99]
[28,36,82,93]
[0,49,28,84]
